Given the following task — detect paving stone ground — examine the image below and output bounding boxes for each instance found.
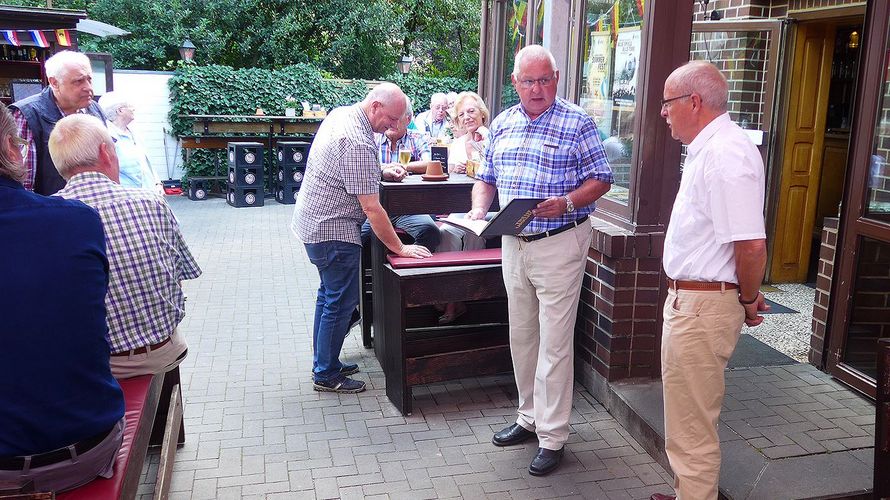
[136,196,673,500]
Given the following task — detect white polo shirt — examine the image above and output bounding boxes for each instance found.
[663,113,766,283]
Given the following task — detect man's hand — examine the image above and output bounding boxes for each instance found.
[398,244,432,259]
[467,207,487,220]
[382,165,407,182]
[532,196,567,218]
[451,162,467,174]
[742,291,770,327]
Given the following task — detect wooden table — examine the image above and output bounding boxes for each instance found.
[364,173,482,345]
[368,174,509,415]
[180,114,322,150]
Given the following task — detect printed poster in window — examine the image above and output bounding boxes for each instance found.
[613,28,641,107]
[585,31,613,135]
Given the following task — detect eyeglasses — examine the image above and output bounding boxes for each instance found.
[661,94,692,109]
[432,104,448,111]
[517,75,557,89]
[457,107,480,119]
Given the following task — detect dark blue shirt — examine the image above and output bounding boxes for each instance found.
[0,176,125,456]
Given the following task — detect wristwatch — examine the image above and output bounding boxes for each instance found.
[564,195,575,214]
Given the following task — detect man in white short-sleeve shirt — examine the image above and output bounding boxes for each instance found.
[650,61,769,500]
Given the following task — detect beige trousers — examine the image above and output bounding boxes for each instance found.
[661,288,745,500]
[501,222,592,450]
[110,328,188,379]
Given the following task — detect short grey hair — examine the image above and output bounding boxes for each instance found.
[429,93,447,106]
[453,92,490,126]
[98,91,130,119]
[44,50,91,80]
[512,44,558,77]
[364,82,406,109]
[404,95,414,119]
[48,114,114,180]
[667,61,728,113]
[0,104,25,182]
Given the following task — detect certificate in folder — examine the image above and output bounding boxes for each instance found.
[438,198,544,237]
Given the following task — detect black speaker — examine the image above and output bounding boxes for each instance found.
[227,186,264,208]
[228,142,264,168]
[228,165,263,187]
[275,184,299,205]
[188,179,210,201]
[277,141,310,167]
[276,165,305,186]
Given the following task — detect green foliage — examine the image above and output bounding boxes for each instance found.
[170,64,475,178]
[11,0,481,80]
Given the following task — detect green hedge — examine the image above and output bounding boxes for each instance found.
[168,64,481,179]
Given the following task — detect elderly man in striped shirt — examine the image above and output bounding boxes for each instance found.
[469,45,613,476]
[50,114,202,380]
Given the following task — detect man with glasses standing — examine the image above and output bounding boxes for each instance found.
[469,44,612,476]
[650,61,768,500]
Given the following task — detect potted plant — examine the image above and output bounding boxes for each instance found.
[284,96,298,117]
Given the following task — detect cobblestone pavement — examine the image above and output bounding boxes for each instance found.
[137,197,672,500]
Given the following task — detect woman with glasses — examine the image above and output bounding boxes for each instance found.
[98,91,163,195]
[448,91,490,174]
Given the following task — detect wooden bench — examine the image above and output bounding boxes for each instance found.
[376,249,512,415]
[0,367,185,500]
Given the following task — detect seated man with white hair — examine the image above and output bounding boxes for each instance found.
[98,91,163,194]
[414,92,450,141]
[51,114,202,379]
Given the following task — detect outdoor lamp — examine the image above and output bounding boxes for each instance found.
[179,39,196,62]
[398,55,414,75]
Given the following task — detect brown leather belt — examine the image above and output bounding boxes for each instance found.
[666,278,739,291]
[111,336,171,357]
[0,425,114,470]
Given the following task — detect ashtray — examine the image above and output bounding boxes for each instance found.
[421,174,449,181]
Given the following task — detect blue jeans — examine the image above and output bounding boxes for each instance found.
[304,241,361,382]
[360,215,441,251]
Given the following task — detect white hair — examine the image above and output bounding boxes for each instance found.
[48,114,114,179]
[512,44,558,76]
[667,61,728,113]
[98,91,131,118]
[44,50,91,80]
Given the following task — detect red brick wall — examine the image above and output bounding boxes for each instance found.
[810,217,838,367]
[575,219,664,383]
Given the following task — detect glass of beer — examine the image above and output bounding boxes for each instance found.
[398,149,411,166]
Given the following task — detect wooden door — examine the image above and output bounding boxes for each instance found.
[769,23,835,282]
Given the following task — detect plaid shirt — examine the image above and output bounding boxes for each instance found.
[292,105,380,245]
[56,172,202,353]
[375,131,431,163]
[478,97,613,234]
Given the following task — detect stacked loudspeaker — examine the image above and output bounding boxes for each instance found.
[274,141,310,204]
[227,142,264,207]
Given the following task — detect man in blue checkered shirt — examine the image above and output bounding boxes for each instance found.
[470,45,613,476]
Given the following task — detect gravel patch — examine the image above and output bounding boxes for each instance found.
[743,283,816,362]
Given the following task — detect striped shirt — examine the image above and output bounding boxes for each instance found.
[291,105,380,245]
[478,97,613,234]
[56,172,202,353]
[376,131,431,164]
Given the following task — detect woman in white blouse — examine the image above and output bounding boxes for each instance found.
[447,92,490,174]
[98,92,163,195]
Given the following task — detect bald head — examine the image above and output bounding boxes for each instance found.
[49,114,119,181]
[361,83,409,133]
[665,61,728,113]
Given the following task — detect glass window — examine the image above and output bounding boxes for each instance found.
[866,37,890,221]
[841,236,890,378]
[501,0,528,110]
[578,0,644,206]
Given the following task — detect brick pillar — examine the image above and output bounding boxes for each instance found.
[575,218,664,400]
[810,217,839,368]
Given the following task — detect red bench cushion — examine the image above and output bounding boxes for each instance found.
[57,375,154,500]
[387,248,502,269]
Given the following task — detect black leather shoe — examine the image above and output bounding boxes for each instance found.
[491,423,536,447]
[528,447,563,476]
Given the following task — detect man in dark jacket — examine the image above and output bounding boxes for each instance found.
[9,50,105,195]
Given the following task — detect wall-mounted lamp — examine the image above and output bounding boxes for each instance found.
[398,54,414,75]
[179,39,196,62]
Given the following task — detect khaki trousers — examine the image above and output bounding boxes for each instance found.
[501,222,592,450]
[661,288,745,500]
[110,328,188,379]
